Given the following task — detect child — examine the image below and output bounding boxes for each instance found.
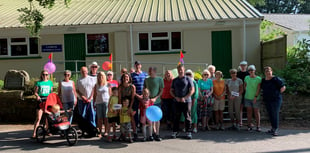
[107,87,119,142]
[119,98,133,143]
[138,88,153,141]
[48,104,63,124]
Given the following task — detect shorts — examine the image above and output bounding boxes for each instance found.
[62,101,74,111]
[108,116,119,124]
[36,96,47,110]
[244,99,261,108]
[96,103,108,119]
[120,122,132,133]
[213,99,225,111]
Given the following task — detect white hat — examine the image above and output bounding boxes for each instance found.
[185,69,194,77]
[240,61,248,65]
[89,61,100,68]
[107,71,113,75]
[248,65,256,71]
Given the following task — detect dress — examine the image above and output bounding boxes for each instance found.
[197,79,214,118]
[139,98,153,124]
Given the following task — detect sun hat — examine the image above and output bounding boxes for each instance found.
[248,65,256,71]
[240,61,248,65]
[89,61,100,68]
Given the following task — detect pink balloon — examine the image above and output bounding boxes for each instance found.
[44,62,56,74]
[102,61,112,71]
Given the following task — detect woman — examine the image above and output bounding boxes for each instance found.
[226,69,243,130]
[93,71,111,138]
[161,70,174,130]
[213,71,226,130]
[244,65,262,131]
[118,73,136,136]
[32,70,53,138]
[197,69,213,131]
[261,66,286,136]
[57,70,77,123]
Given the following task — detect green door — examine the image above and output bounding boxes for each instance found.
[64,34,86,72]
[212,31,232,78]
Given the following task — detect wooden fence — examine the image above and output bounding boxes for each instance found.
[261,35,287,70]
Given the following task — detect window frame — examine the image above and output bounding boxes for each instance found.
[85,33,110,55]
[0,37,39,57]
[137,31,182,52]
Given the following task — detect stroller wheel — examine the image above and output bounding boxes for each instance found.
[66,127,78,146]
[36,126,46,143]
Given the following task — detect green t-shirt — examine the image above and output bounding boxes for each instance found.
[144,76,164,104]
[244,76,261,100]
[36,80,53,97]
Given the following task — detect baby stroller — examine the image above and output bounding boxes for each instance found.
[35,93,78,146]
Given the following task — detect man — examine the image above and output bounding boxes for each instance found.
[208,65,216,80]
[76,66,97,137]
[131,61,148,140]
[237,61,249,127]
[170,64,194,139]
[89,61,100,77]
[107,71,118,87]
[144,67,164,141]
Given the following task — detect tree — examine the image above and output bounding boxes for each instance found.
[249,0,309,14]
[18,0,71,36]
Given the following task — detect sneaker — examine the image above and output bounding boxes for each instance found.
[142,137,147,142]
[220,125,225,131]
[171,132,179,139]
[206,126,211,131]
[235,125,240,131]
[113,135,117,140]
[192,128,197,133]
[216,124,220,130]
[107,136,112,142]
[247,126,253,131]
[133,133,138,141]
[128,138,134,143]
[256,127,262,132]
[186,132,192,139]
[148,136,154,141]
[182,128,186,132]
[154,134,162,141]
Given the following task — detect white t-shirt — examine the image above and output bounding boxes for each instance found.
[95,84,110,104]
[77,75,96,100]
[60,80,75,103]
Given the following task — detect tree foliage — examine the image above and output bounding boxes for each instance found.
[18,0,71,36]
[248,0,309,14]
[260,20,285,42]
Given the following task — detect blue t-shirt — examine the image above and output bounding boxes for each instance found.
[171,76,194,103]
[131,71,148,95]
[198,79,213,90]
[261,76,284,102]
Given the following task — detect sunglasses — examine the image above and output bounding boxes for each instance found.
[185,73,192,76]
[203,74,209,76]
[230,72,236,74]
[42,74,48,76]
[91,66,98,68]
[64,74,70,76]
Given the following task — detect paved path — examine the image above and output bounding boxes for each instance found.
[0,124,310,153]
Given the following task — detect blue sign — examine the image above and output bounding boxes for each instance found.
[42,45,62,52]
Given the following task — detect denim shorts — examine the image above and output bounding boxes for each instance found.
[244,99,261,108]
[96,103,108,119]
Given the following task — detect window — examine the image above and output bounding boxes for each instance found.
[0,37,39,57]
[0,39,8,55]
[138,32,181,52]
[87,34,109,54]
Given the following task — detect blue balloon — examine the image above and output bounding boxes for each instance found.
[146,106,163,122]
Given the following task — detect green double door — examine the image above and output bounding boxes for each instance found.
[64,34,86,72]
[212,31,232,78]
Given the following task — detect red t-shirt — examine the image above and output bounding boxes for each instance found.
[161,79,173,99]
[108,80,119,87]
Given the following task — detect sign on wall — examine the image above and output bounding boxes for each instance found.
[41,45,62,52]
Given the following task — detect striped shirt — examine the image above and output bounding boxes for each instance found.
[131,71,148,95]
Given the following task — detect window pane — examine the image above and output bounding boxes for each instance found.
[139,33,148,50]
[11,38,26,43]
[11,45,27,56]
[29,38,38,54]
[152,32,168,37]
[0,39,8,55]
[171,32,181,49]
[151,40,169,51]
[87,34,109,54]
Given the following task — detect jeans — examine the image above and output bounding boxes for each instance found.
[63,101,74,123]
[173,101,192,132]
[265,98,282,130]
[162,98,174,123]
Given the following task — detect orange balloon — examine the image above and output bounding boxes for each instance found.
[102,61,111,71]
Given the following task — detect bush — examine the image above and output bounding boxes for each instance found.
[0,80,3,89]
[275,39,310,95]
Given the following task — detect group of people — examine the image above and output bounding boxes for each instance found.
[31,60,286,142]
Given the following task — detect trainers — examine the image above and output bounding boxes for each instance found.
[186,132,192,139]
[256,127,262,132]
[148,136,154,141]
[182,128,186,132]
[235,125,240,131]
[142,137,147,142]
[247,126,253,131]
[192,128,197,133]
[154,134,162,141]
[133,133,138,141]
[220,125,225,131]
[171,132,179,139]
[216,124,220,130]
